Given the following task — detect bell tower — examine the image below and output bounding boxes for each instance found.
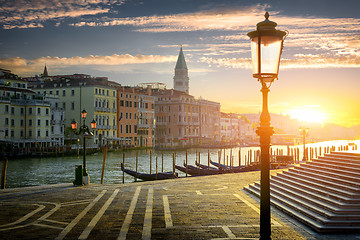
[173,46,189,94]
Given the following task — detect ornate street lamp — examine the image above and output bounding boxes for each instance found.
[71,109,96,185]
[299,125,309,161]
[248,12,287,239]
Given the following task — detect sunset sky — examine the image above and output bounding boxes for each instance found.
[1,0,359,127]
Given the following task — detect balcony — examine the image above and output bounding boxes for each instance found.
[137,124,150,129]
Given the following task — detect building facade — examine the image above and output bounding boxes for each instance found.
[0,69,62,154]
[30,75,117,147]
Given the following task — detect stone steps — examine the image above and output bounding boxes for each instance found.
[314,158,360,172]
[244,151,360,233]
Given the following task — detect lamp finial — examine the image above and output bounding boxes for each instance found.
[265,12,269,20]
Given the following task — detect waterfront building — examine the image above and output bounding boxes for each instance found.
[0,69,57,154]
[220,112,239,144]
[149,47,221,148]
[29,74,117,147]
[198,98,221,145]
[136,87,155,148]
[44,95,65,147]
[152,89,200,148]
[116,86,139,147]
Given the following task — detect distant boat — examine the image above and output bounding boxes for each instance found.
[121,163,178,181]
[194,161,218,170]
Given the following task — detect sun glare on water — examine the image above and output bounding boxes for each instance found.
[287,108,327,124]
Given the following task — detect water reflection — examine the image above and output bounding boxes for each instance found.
[4,140,359,188]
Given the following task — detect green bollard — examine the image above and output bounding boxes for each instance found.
[74,165,83,186]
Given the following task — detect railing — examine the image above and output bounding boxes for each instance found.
[137,124,150,128]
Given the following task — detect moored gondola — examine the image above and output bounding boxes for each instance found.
[121,163,178,181]
[175,162,221,176]
[209,160,243,170]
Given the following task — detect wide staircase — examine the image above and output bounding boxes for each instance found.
[244,151,360,233]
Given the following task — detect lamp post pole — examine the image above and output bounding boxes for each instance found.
[83,116,87,177]
[71,109,96,185]
[256,82,274,239]
[247,12,287,240]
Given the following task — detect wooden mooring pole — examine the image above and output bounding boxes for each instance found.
[186,150,188,177]
[172,152,175,174]
[150,151,152,174]
[156,156,158,179]
[135,151,138,181]
[122,152,125,184]
[1,157,8,189]
[100,145,107,184]
[162,151,164,172]
[208,149,210,170]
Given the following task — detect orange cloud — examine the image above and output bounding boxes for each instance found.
[200,52,360,69]
[71,4,269,31]
[0,54,177,75]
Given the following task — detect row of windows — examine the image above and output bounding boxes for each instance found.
[156,127,199,136]
[119,100,154,109]
[95,88,116,97]
[40,90,66,96]
[3,129,55,138]
[119,93,136,99]
[119,112,137,120]
[119,124,137,134]
[4,105,49,115]
[4,118,51,127]
[95,99,116,109]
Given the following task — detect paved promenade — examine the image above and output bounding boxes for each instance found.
[0,170,358,240]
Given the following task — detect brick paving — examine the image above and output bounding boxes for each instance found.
[0,170,359,239]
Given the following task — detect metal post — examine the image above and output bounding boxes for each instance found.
[256,82,274,240]
[83,133,86,173]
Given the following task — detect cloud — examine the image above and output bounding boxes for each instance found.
[71,4,269,31]
[67,4,360,69]
[0,0,125,29]
[199,57,252,69]
[0,53,177,76]
[200,52,360,70]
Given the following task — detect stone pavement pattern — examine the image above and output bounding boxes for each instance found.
[0,170,359,239]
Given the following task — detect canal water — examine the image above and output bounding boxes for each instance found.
[3,140,359,188]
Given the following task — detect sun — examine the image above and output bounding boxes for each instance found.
[287,107,327,124]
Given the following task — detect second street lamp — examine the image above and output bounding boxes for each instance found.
[71,109,96,185]
[247,12,287,239]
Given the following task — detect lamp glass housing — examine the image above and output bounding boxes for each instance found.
[91,120,97,129]
[71,120,77,130]
[250,35,283,82]
[81,109,87,119]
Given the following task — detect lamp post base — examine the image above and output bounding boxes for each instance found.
[83,175,90,185]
